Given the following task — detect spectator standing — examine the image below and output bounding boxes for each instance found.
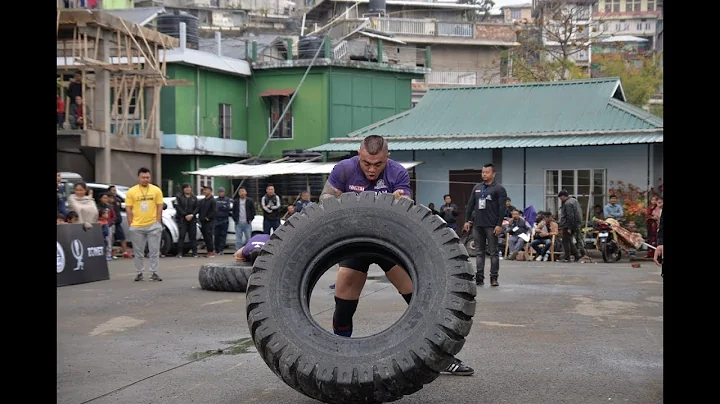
[67,182,99,226]
[504,198,517,219]
[558,192,587,258]
[173,184,199,258]
[653,210,663,274]
[294,191,312,213]
[66,72,83,105]
[214,187,232,255]
[198,185,217,257]
[440,194,459,230]
[125,167,165,282]
[427,202,440,216]
[97,208,113,261]
[463,163,508,287]
[645,195,661,258]
[57,94,65,128]
[108,185,131,258]
[232,187,255,251]
[57,172,67,215]
[558,190,581,262]
[261,184,282,234]
[99,193,117,261]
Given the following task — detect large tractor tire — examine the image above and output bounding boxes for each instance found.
[246,192,476,404]
[198,262,253,292]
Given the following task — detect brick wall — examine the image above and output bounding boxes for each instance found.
[474,24,518,42]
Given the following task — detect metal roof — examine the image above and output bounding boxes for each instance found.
[163,48,251,76]
[184,161,424,178]
[341,78,663,139]
[309,132,664,152]
[105,7,166,26]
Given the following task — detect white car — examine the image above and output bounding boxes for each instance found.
[163,195,283,255]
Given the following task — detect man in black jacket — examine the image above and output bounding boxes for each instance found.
[440,194,459,230]
[462,163,508,287]
[653,210,663,274]
[558,190,581,262]
[174,184,199,258]
[261,184,283,234]
[232,187,256,250]
[213,187,232,255]
[198,185,217,257]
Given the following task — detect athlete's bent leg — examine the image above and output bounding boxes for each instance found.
[332,258,370,337]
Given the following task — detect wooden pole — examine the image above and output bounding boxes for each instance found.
[139,80,145,136]
[117,30,121,62]
[120,75,137,136]
[125,35,132,68]
[72,27,77,62]
[112,75,123,134]
[119,19,158,72]
[81,69,86,130]
[130,76,144,135]
[93,27,101,61]
[83,32,88,60]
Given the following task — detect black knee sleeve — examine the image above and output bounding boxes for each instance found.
[333,297,359,337]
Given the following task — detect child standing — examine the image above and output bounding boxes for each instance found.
[100,193,118,260]
[98,208,113,261]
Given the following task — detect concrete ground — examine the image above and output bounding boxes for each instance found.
[57,252,663,404]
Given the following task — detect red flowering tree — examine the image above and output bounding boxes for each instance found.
[608,179,663,234]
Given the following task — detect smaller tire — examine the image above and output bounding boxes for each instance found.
[198,262,253,292]
[463,235,477,257]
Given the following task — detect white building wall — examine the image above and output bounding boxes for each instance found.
[395,144,655,212]
[522,144,650,211]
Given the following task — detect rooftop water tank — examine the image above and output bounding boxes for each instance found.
[368,0,387,14]
[156,11,200,50]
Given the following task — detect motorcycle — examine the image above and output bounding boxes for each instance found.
[596,221,621,262]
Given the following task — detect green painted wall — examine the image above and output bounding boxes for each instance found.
[162,155,235,197]
[246,69,328,157]
[328,68,415,139]
[160,64,248,141]
[103,0,133,10]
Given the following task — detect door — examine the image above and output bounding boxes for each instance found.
[449,170,483,230]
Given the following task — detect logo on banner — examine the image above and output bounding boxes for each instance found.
[72,239,85,271]
[57,242,65,273]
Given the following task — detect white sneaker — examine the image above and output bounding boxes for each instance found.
[535,255,543,261]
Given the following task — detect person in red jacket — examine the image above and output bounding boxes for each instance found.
[57,94,65,128]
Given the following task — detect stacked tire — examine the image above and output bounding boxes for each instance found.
[198,262,253,292]
[246,192,477,404]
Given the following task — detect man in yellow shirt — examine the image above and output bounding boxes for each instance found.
[125,167,165,281]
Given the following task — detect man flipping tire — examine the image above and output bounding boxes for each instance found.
[321,134,475,376]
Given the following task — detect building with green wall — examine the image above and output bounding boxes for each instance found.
[159,38,427,197]
[160,47,252,196]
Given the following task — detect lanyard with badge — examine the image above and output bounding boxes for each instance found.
[140,186,150,213]
[478,184,488,210]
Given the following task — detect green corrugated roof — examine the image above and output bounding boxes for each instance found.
[310,132,664,152]
[345,77,662,138]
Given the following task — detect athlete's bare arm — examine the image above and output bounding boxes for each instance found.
[319,180,343,200]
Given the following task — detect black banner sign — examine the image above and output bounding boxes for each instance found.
[57,223,110,287]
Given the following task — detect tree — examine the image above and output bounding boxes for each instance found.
[506,0,600,82]
[592,52,663,108]
[459,0,495,22]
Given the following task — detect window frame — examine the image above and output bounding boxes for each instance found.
[219,103,232,139]
[543,168,608,217]
[268,95,294,140]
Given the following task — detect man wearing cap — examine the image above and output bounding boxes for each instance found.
[234,233,270,265]
[173,183,199,258]
[558,190,582,262]
[214,187,232,255]
[199,185,217,257]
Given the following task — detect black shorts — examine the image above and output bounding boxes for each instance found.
[339,257,397,273]
[115,225,126,241]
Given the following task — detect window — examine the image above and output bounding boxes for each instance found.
[636,23,642,30]
[544,169,607,217]
[196,176,213,195]
[628,0,641,12]
[645,22,652,30]
[615,23,621,31]
[647,0,656,12]
[510,9,521,20]
[605,0,620,12]
[269,96,293,139]
[219,103,232,139]
[603,22,610,31]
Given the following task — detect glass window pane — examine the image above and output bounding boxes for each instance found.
[593,169,606,197]
[545,196,558,215]
[577,169,591,196]
[561,170,575,196]
[545,170,558,195]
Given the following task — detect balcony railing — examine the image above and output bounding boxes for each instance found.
[413,71,479,85]
[370,17,475,38]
